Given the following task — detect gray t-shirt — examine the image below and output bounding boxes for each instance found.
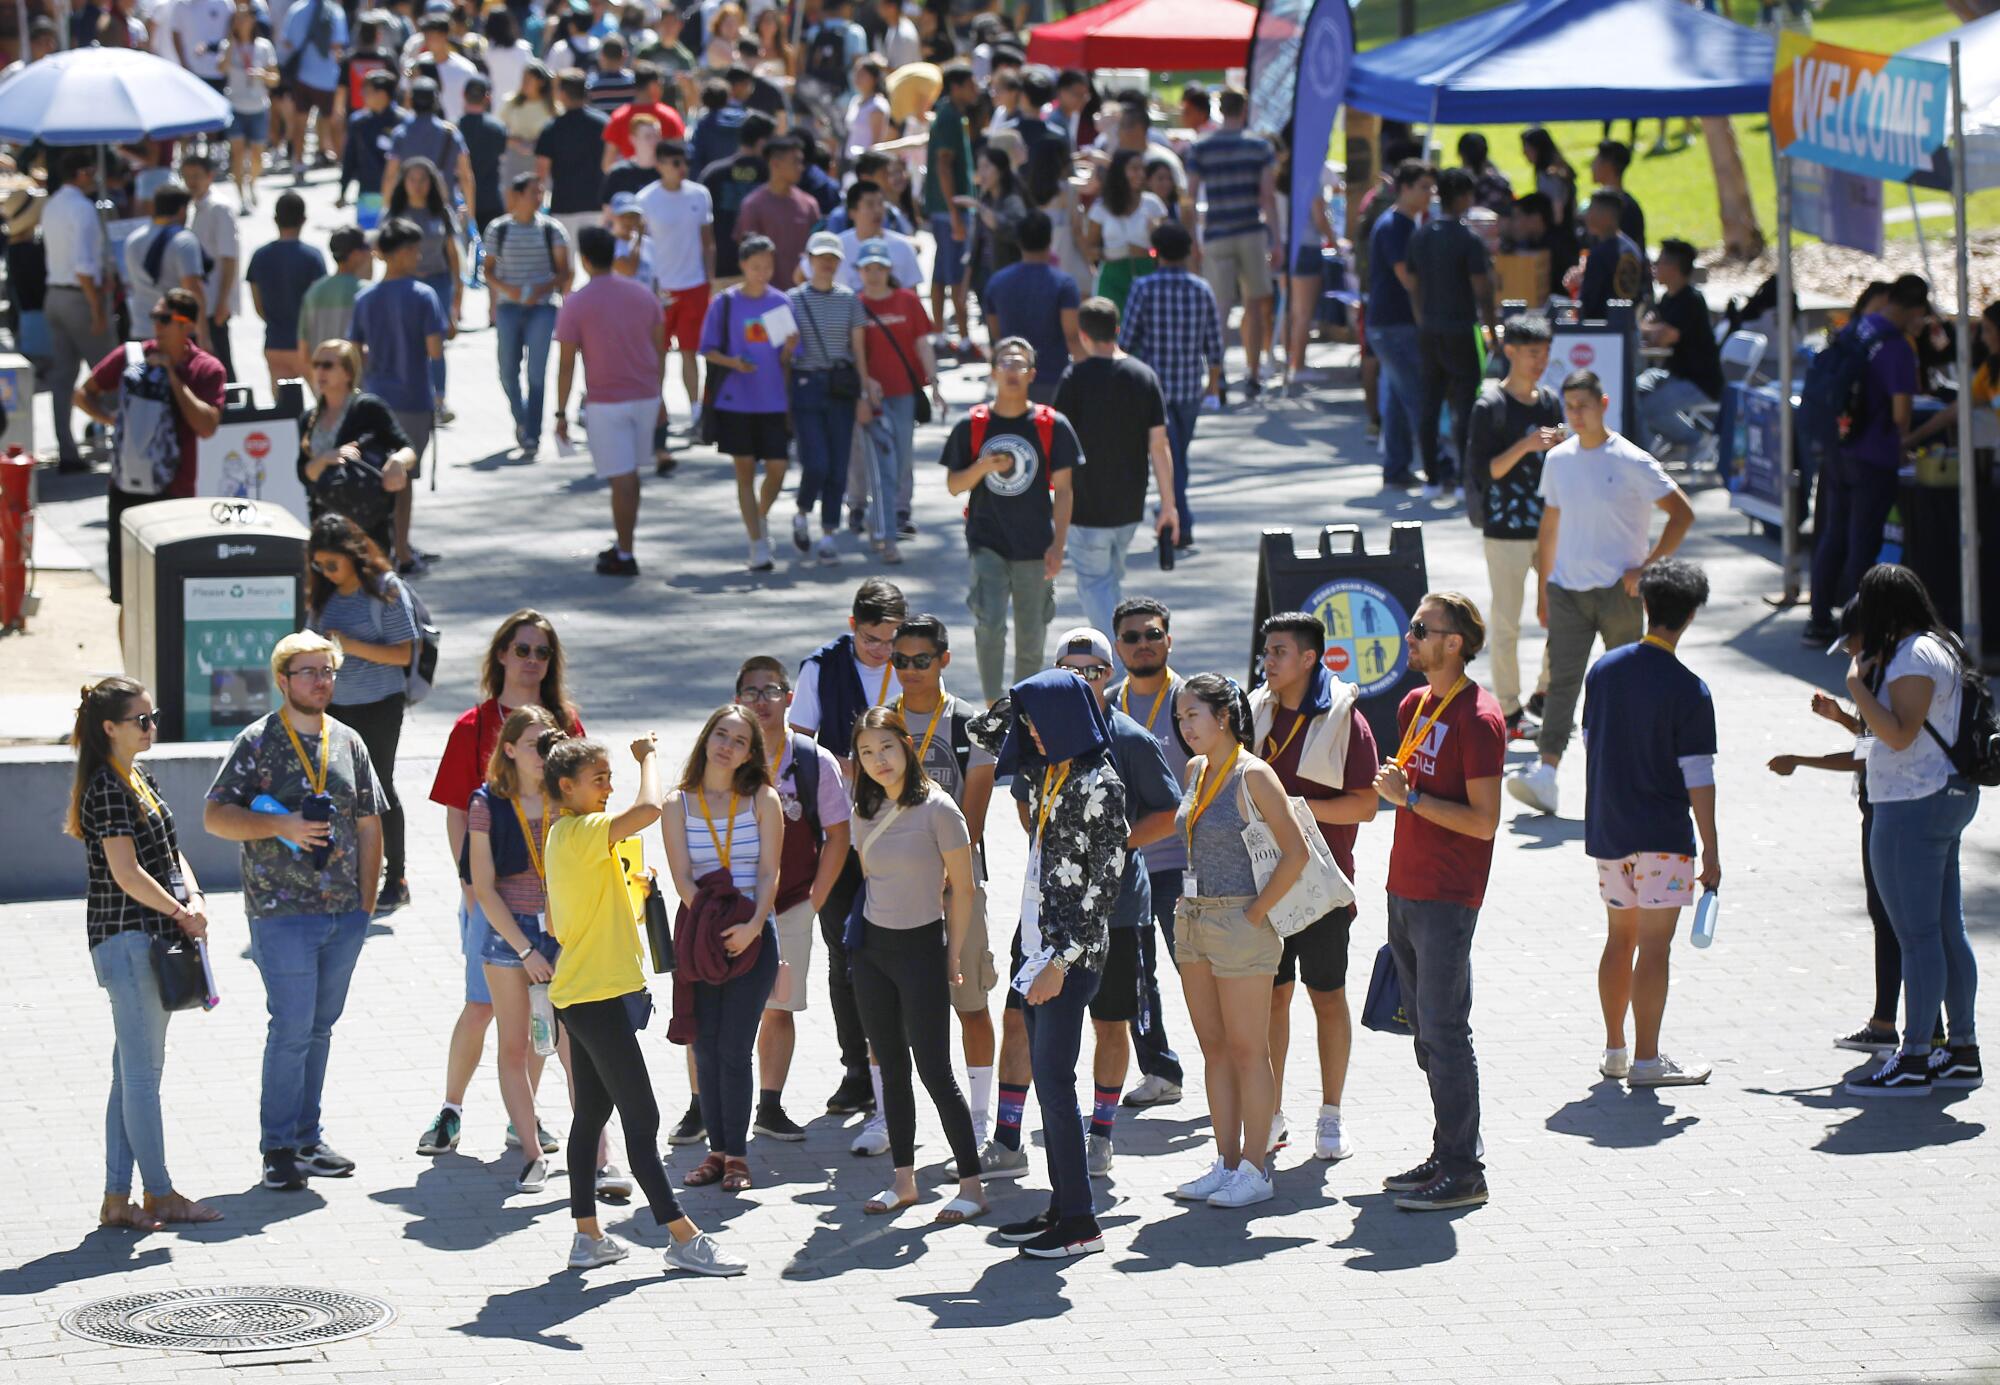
[1112,673,1189,873]
[855,789,971,929]
[124,223,206,327]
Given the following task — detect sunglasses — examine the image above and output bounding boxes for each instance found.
[891,652,939,671]
[1118,627,1166,645]
[311,359,341,371]
[116,712,164,732]
[1408,617,1458,641]
[1063,662,1112,682]
[310,558,345,576]
[737,685,789,704]
[510,641,553,662]
[149,310,189,325]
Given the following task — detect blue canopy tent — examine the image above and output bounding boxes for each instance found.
[1344,0,1776,124]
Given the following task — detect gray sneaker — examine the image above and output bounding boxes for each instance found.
[567,1232,629,1269]
[948,1139,1029,1181]
[662,1231,748,1277]
[1087,1133,1113,1177]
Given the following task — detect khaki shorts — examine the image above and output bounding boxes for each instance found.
[949,881,999,1012]
[766,898,817,1012]
[1201,229,1275,317]
[1175,894,1281,979]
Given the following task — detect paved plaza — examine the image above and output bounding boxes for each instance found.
[4,172,1999,1383]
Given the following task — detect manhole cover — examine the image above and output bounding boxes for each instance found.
[59,1286,395,1354]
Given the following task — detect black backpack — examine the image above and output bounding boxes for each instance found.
[1925,667,2000,788]
[788,730,825,843]
[805,22,850,91]
[1798,323,1872,472]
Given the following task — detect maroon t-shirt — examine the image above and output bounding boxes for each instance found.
[1264,702,1379,886]
[1387,682,1508,909]
[88,340,227,498]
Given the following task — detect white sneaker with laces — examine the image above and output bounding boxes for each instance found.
[1600,1047,1631,1079]
[1627,1053,1712,1087]
[567,1232,629,1268]
[1313,1104,1354,1161]
[1208,1163,1275,1208]
[516,1157,548,1193]
[1086,1133,1113,1177]
[850,1114,890,1156]
[1506,760,1560,815]
[1122,1074,1183,1107]
[1172,1157,1231,1201]
[594,1164,635,1198]
[663,1231,748,1277]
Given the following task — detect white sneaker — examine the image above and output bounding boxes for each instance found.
[1172,1157,1231,1201]
[850,1114,890,1156]
[1086,1133,1113,1177]
[1122,1074,1183,1107]
[1420,482,1444,499]
[663,1231,748,1277]
[747,536,774,572]
[1627,1053,1712,1087]
[791,511,811,552]
[567,1232,629,1268]
[516,1157,548,1193]
[1600,1047,1631,1079]
[1207,1163,1275,1208]
[948,1139,1026,1180]
[1269,1110,1290,1154]
[1505,760,1560,815]
[594,1164,635,1199]
[815,535,840,566]
[1313,1105,1354,1161]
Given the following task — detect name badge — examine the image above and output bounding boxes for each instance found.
[1183,871,1199,901]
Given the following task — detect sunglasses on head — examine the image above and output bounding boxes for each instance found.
[511,640,553,661]
[1408,617,1457,641]
[1118,627,1166,645]
[116,711,163,732]
[891,651,939,671]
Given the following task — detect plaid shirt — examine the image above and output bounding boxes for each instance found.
[1118,266,1224,404]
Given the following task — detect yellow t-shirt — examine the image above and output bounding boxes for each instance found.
[545,811,645,1009]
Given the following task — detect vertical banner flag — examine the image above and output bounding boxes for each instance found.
[1770,34,1950,182]
[1248,0,1354,266]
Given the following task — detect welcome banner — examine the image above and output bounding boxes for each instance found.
[1770,33,1950,183]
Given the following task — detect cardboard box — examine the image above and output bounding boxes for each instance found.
[1495,251,1550,308]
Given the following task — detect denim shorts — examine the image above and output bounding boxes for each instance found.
[481,910,559,968]
[229,107,270,144]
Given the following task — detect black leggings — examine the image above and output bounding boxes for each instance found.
[816,850,870,1077]
[556,994,683,1225]
[694,922,781,1156]
[335,693,406,881]
[850,919,980,1173]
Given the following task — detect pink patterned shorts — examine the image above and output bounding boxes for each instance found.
[1596,852,1696,910]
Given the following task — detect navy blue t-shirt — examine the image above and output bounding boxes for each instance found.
[245,239,328,351]
[1581,642,1717,860]
[1012,706,1178,927]
[983,261,1082,381]
[1367,207,1416,328]
[348,277,447,413]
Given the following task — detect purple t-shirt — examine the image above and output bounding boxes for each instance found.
[552,273,662,404]
[699,285,791,414]
[1849,311,1919,472]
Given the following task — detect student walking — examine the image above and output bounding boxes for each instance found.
[484,173,574,457]
[1118,223,1223,549]
[347,218,446,575]
[787,232,872,566]
[701,234,794,572]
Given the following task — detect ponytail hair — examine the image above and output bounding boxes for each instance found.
[1180,672,1253,750]
[541,734,607,804]
[67,677,148,839]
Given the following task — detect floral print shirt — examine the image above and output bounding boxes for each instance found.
[1019,757,1126,976]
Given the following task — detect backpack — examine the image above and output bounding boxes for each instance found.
[804,22,850,92]
[382,573,441,704]
[1798,323,1872,471]
[490,216,559,269]
[142,223,214,287]
[112,343,181,497]
[788,730,824,843]
[1924,665,2000,788]
[968,402,1056,459]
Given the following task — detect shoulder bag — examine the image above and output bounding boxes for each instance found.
[799,290,862,400]
[1236,774,1354,938]
[861,299,931,424]
[840,798,911,953]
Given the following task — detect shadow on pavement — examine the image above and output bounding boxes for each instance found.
[1506,813,1585,848]
[778,1181,943,1280]
[1544,1081,1701,1147]
[1111,1200,1313,1275]
[899,1254,1076,1328]
[453,1269,654,1350]
[1747,1080,1987,1155]
[0,1227,174,1299]
[1333,1191,1469,1271]
[369,1156,566,1252]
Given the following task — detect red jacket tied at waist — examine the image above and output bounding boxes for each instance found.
[667,867,761,1044]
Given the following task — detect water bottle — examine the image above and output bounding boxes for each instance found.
[1691,890,1719,948]
[529,983,557,1056]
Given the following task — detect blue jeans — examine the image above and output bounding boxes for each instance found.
[248,911,370,1152]
[1384,892,1482,1176]
[792,370,857,533]
[1809,454,1901,627]
[1869,778,1981,1053]
[91,930,174,1197]
[694,922,781,1157]
[1134,869,1185,1085]
[1023,962,1102,1219]
[1368,322,1424,482]
[1163,397,1200,539]
[861,392,916,543]
[1066,522,1138,640]
[1636,370,1713,448]
[494,299,557,442]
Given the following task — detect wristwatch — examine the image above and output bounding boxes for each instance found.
[1405,785,1423,812]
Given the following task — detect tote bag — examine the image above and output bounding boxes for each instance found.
[1237,776,1354,938]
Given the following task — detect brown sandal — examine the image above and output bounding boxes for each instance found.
[683,1153,727,1187]
[146,1193,223,1225]
[721,1158,752,1192]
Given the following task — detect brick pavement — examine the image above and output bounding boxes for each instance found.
[6,169,1999,1383]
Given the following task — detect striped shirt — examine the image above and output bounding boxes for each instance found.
[1119,266,1225,403]
[785,283,865,373]
[80,765,185,952]
[1187,128,1275,242]
[483,213,570,298]
[682,790,762,895]
[310,582,417,706]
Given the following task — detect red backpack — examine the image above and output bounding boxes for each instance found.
[968,402,1057,460]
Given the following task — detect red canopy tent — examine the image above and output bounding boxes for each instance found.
[1024,0,1257,71]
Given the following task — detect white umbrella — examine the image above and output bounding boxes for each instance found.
[0,45,230,145]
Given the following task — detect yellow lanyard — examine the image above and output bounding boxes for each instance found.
[873,659,893,705]
[111,758,162,817]
[1264,706,1307,762]
[1120,670,1175,735]
[696,788,739,873]
[895,692,948,766]
[1034,763,1071,849]
[511,796,547,884]
[1393,676,1468,770]
[1183,742,1240,850]
[1642,634,1677,656]
[280,707,331,794]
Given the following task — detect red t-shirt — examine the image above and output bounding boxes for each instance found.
[860,288,934,398]
[604,101,688,158]
[1264,702,1379,886]
[89,340,227,499]
[1386,681,1507,909]
[428,698,587,813]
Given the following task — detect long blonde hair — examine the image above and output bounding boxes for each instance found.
[485,704,558,801]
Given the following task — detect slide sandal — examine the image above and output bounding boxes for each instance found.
[683,1154,726,1187]
[932,1197,987,1225]
[864,1188,916,1216]
[721,1158,753,1192]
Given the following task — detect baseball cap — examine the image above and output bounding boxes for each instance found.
[856,237,893,268]
[1830,595,1860,656]
[609,191,641,216]
[807,230,846,259]
[1053,628,1114,668]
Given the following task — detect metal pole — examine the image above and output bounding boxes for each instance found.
[1777,151,1797,595]
[1951,41,1981,654]
[1907,183,1933,285]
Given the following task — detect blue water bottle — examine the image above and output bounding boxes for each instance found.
[1692,890,1720,948]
